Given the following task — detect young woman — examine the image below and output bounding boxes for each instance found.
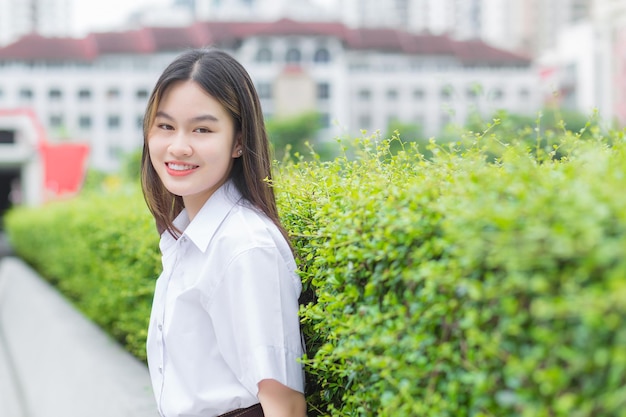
[141,49,306,417]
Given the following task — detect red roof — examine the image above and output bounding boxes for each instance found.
[90,30,155,54]
[150,26,205,50]
[255,19,348,38]
[0,33,98,60]
[451,39,529,65]
[0,19,531,66]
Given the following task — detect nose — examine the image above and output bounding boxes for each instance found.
[167,132,193,157]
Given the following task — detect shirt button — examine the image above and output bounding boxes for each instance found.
[159,366,163,374]
[158,324,162,331]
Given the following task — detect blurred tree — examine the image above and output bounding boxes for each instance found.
[266,111,322,161]
[121,149,142,183]
[384,118,433,157]
[466,107,598,139]
[384,118,423,143]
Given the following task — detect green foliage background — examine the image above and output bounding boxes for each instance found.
[5,119,626,416]
[266,111,330,161]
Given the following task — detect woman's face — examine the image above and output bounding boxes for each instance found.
[148,80,241,219]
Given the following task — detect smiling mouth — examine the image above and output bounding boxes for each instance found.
[165,162,199,176]
[167,162,198,171]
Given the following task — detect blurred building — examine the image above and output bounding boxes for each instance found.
[0,109,44,210]
[522,0,592,55]
[335,0,592,56]
[338,0,455,35]
[0,20,538,172]
[0,0,72,46]
[0,108,90,213]
[531,0,626,126]
[195,0,329,21]
[592,0,626,125]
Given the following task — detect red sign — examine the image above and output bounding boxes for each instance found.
[39,142,90,196]
[0,108,90,200]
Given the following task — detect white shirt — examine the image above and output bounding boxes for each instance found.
[146,181,304,417]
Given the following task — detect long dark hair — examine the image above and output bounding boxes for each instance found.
[141,48,289,245]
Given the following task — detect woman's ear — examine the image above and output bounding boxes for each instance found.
[232,133,243,158]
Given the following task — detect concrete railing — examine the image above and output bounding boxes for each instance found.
[0,257,158,417]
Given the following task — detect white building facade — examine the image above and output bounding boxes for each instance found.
[0,59,164,171]
[0,20,539,172]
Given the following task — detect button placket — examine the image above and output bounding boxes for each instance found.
[156,241,184,416]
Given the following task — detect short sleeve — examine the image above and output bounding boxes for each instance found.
[207,246,305,396]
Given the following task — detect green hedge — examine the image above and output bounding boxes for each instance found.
[6,129,626,416]
[6,188,160,360]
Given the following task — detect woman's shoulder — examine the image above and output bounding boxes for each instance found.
[220,202,289,252]
[214,204,297,282]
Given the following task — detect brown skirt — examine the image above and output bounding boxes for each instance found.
[218,403,264,417]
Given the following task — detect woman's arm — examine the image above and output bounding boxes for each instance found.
[258,379,306,417]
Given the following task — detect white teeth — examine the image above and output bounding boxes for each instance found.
[168,163,195,171]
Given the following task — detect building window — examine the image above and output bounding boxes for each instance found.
[285,48,301,64]
[387,89,398,101]
[466,83,482,100]
[313,48,330,63]
[0,88,4,100]
[350,62,369,72]
[256,47,272,63]
[317,82,330,100]
[492,88,504,100]
[48,88,62,101]
[19,88,34,100]
[0,130,15,144]
[49,114,63,128]
[410,60,423,71]
[108,144,122,159]
[382,62,397,72]
[133,57,150,70]
[78,89,91,100]
[137,115,144,130]
[440,85,452,100]
[257,82,272,100]
[413,88,425,100]
[107,115,121,129]
[136,89,149,100]
[519,88,530,100]
[358,89,371,100]
[358,114,372,130]
[107,88,120,100]
[78,115,92,129]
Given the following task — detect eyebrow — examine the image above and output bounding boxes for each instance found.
[155,110,219,123]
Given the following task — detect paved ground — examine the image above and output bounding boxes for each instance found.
[0,235,26,417]
[0,318,25,417]
[0,241,157,417]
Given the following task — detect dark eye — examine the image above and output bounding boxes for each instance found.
[157,123,174,130]
[194,127,212,133]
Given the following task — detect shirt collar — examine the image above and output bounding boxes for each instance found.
[179,180,243,253]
